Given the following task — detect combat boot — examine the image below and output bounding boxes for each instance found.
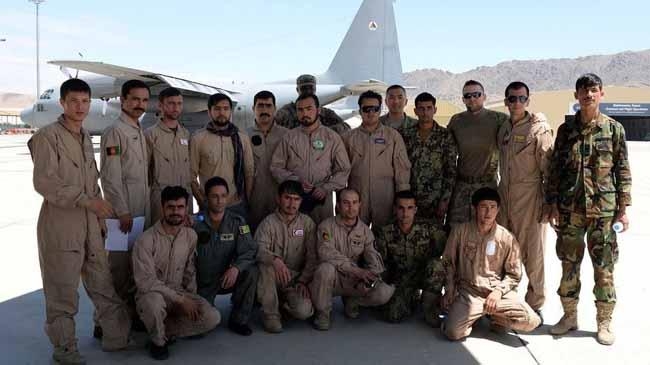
[422,291,442,328]
[550,297,578,335]
[53,347,86,365]
[595,301,615,345]
[313,311,330,331]
[343,297,360,319]
[263,315,283,334]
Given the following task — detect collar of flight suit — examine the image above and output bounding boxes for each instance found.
[56,114,88,138]
[358,122,387,136]
[334,215,363,232]
[471,219,498,241]
[297,120,323,136]
[201,209,234,232]
[509,111,531,128]
[153,220,180,238]
[155,120,183,134]
[119,112,142,130]
[273,209,302,227]
[252,120,277,135]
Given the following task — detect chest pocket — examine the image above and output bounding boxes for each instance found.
[463,241,478,263]
[349,235,365,257]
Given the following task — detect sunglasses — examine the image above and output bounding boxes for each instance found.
[361,105,381,113]
[507,95,529,104]
[463,92,482,99]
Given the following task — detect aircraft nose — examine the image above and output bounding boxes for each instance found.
[20,106,33,125]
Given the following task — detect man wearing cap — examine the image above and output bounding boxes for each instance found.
[379,84,419,130]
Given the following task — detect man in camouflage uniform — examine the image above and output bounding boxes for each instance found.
[447,80,508,226]
[547,73,632,346]
[379,85,419,130]
[274,74,350,135]
[376,190,446,326]
[400,92,457,225]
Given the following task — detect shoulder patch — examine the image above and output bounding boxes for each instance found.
[239,225,250,234]
[105,146,121,156]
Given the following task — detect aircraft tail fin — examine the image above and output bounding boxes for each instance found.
[320,0,403,86]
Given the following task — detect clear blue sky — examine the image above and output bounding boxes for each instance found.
[1,0,648,94]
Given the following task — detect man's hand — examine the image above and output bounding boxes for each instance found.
[221,266,240,290]
[272,257,292,287]
[436,200,449,221]
[87,198,114,219]
[98,218,107,238]
[301,180,314,193]
[191,182,206,211]
[118,214,133,234]
[184,214,194,227]
[311,187,327,201]
[541,204,553,224]
[296,282,311,299]
[349,267,377,285]
[484,290,502,315]
[615,209,630,232]
[178,295,201,321]
[549,204,560,230]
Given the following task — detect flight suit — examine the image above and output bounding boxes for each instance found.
[145,121,193,223]
[442,222,540,340]
[101,113,150,315]
[255,212,317,322]
[245,122,289,231]
[270,122,351,224]
[342,124,411,228]
[497,112,554,310]
[379,113,418,130]
[29,116,131,354]
[275,103,351,135]
[193,211,258,326]
[133,222,220,346]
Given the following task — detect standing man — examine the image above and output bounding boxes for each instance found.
[310,188,395,330]
[270,94,351,224]
[547,73,632,345]
[447,80,508,226]
[376,190,447,326]
[379,84,418,130]
[342,90,411,229]
[255,180,318,333]
[29,79,131,364]
[190,93,254,219]
[101,79,151,325]
[275,74,351,134]
[133,186,220,360]
[400,92,457,225]
[441,188,541,341]
[246,90,289,231]
[497,81,554,317]
[193,177,258,336]
[145,87,192,223]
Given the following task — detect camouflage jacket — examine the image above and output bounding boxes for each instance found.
[275,102,351,135]
[379,113,418,130]
[546,111,632,217]
[376,219,447,284]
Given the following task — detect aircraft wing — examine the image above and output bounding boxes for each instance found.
[48,60,239,101]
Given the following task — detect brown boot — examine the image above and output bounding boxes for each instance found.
[595,301,615,345]
[422,291,442,328]
[550,297,578,335]
[262,315,283,334]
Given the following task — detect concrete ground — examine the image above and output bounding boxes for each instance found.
[0,134,648,365]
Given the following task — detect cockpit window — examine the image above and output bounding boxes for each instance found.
[39,89,54,100]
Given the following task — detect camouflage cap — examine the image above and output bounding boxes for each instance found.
[296,74,317,85]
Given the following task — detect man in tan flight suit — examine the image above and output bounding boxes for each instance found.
[255,180,317,333]
[447,80,509,226]
[342,90,411,229]
[442,188,541,341]
[270,94,351,224]
[246,90,288,231]
[310,188,395,330]
[133,186,220,360]
[190,93,254,219]
[497,81,554,315]
[145,87,193,223]
[101,79,152,326]
[29,79,131,364]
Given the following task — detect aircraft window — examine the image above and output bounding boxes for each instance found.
[39,89,54,100]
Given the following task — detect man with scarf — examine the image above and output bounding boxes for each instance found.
[190,93,254,219]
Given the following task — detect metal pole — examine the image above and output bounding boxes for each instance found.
[36,2,40,97]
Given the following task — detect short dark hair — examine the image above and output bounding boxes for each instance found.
[278,180,303,196]
[471,187,501,207]
[463,80,484,92]
[505,81,529,97]
[386,84,406,94]
[204,176,229,196]
[394,190,417,205]
[295,93,320,108]
[158,87,182,102]
[414,92,436,106]
[161,186,190,205]
[254,90,276,107]
[121,79,150,98]
[208,93,233,109]
[575,73,603,91]
[60,78,91,99]
[336,187,360,202]
[357,90,382,107]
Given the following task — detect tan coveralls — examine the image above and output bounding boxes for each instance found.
[342,124,411,228]
[101,113,150,314]
[189,127,254,209]
[246,122,289,231]
[145,121,193,223]
[497,112,554,310]
[133,222,220,346]
[29,117,130,352]
[255,212,317,321]
[310,217,395,314]
[270,122,351,224]
[442,222,540,340]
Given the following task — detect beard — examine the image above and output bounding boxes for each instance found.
[213,116,230,127]
[164,214,184,226]
[299,116,316,127]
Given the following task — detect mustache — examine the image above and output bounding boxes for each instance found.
[260,113,271,117]
[134,108,145,112]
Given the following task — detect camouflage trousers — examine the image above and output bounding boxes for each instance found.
[447,178,496,226]
[381,258,445,323]
[556,212,618,303]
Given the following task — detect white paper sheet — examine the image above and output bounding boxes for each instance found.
[104,216,146,251]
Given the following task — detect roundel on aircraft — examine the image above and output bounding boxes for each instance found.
[368,21,378,31]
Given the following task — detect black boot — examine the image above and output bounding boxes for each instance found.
[228,320,252,336]
[148,341,169,360]
[93,326,103,340]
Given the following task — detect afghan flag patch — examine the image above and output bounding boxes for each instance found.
[106,146,121,156]
[239,225,251,234]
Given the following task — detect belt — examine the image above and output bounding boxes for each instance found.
[457,174,496,184]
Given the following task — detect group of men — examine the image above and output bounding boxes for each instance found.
[29,71,631,364]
